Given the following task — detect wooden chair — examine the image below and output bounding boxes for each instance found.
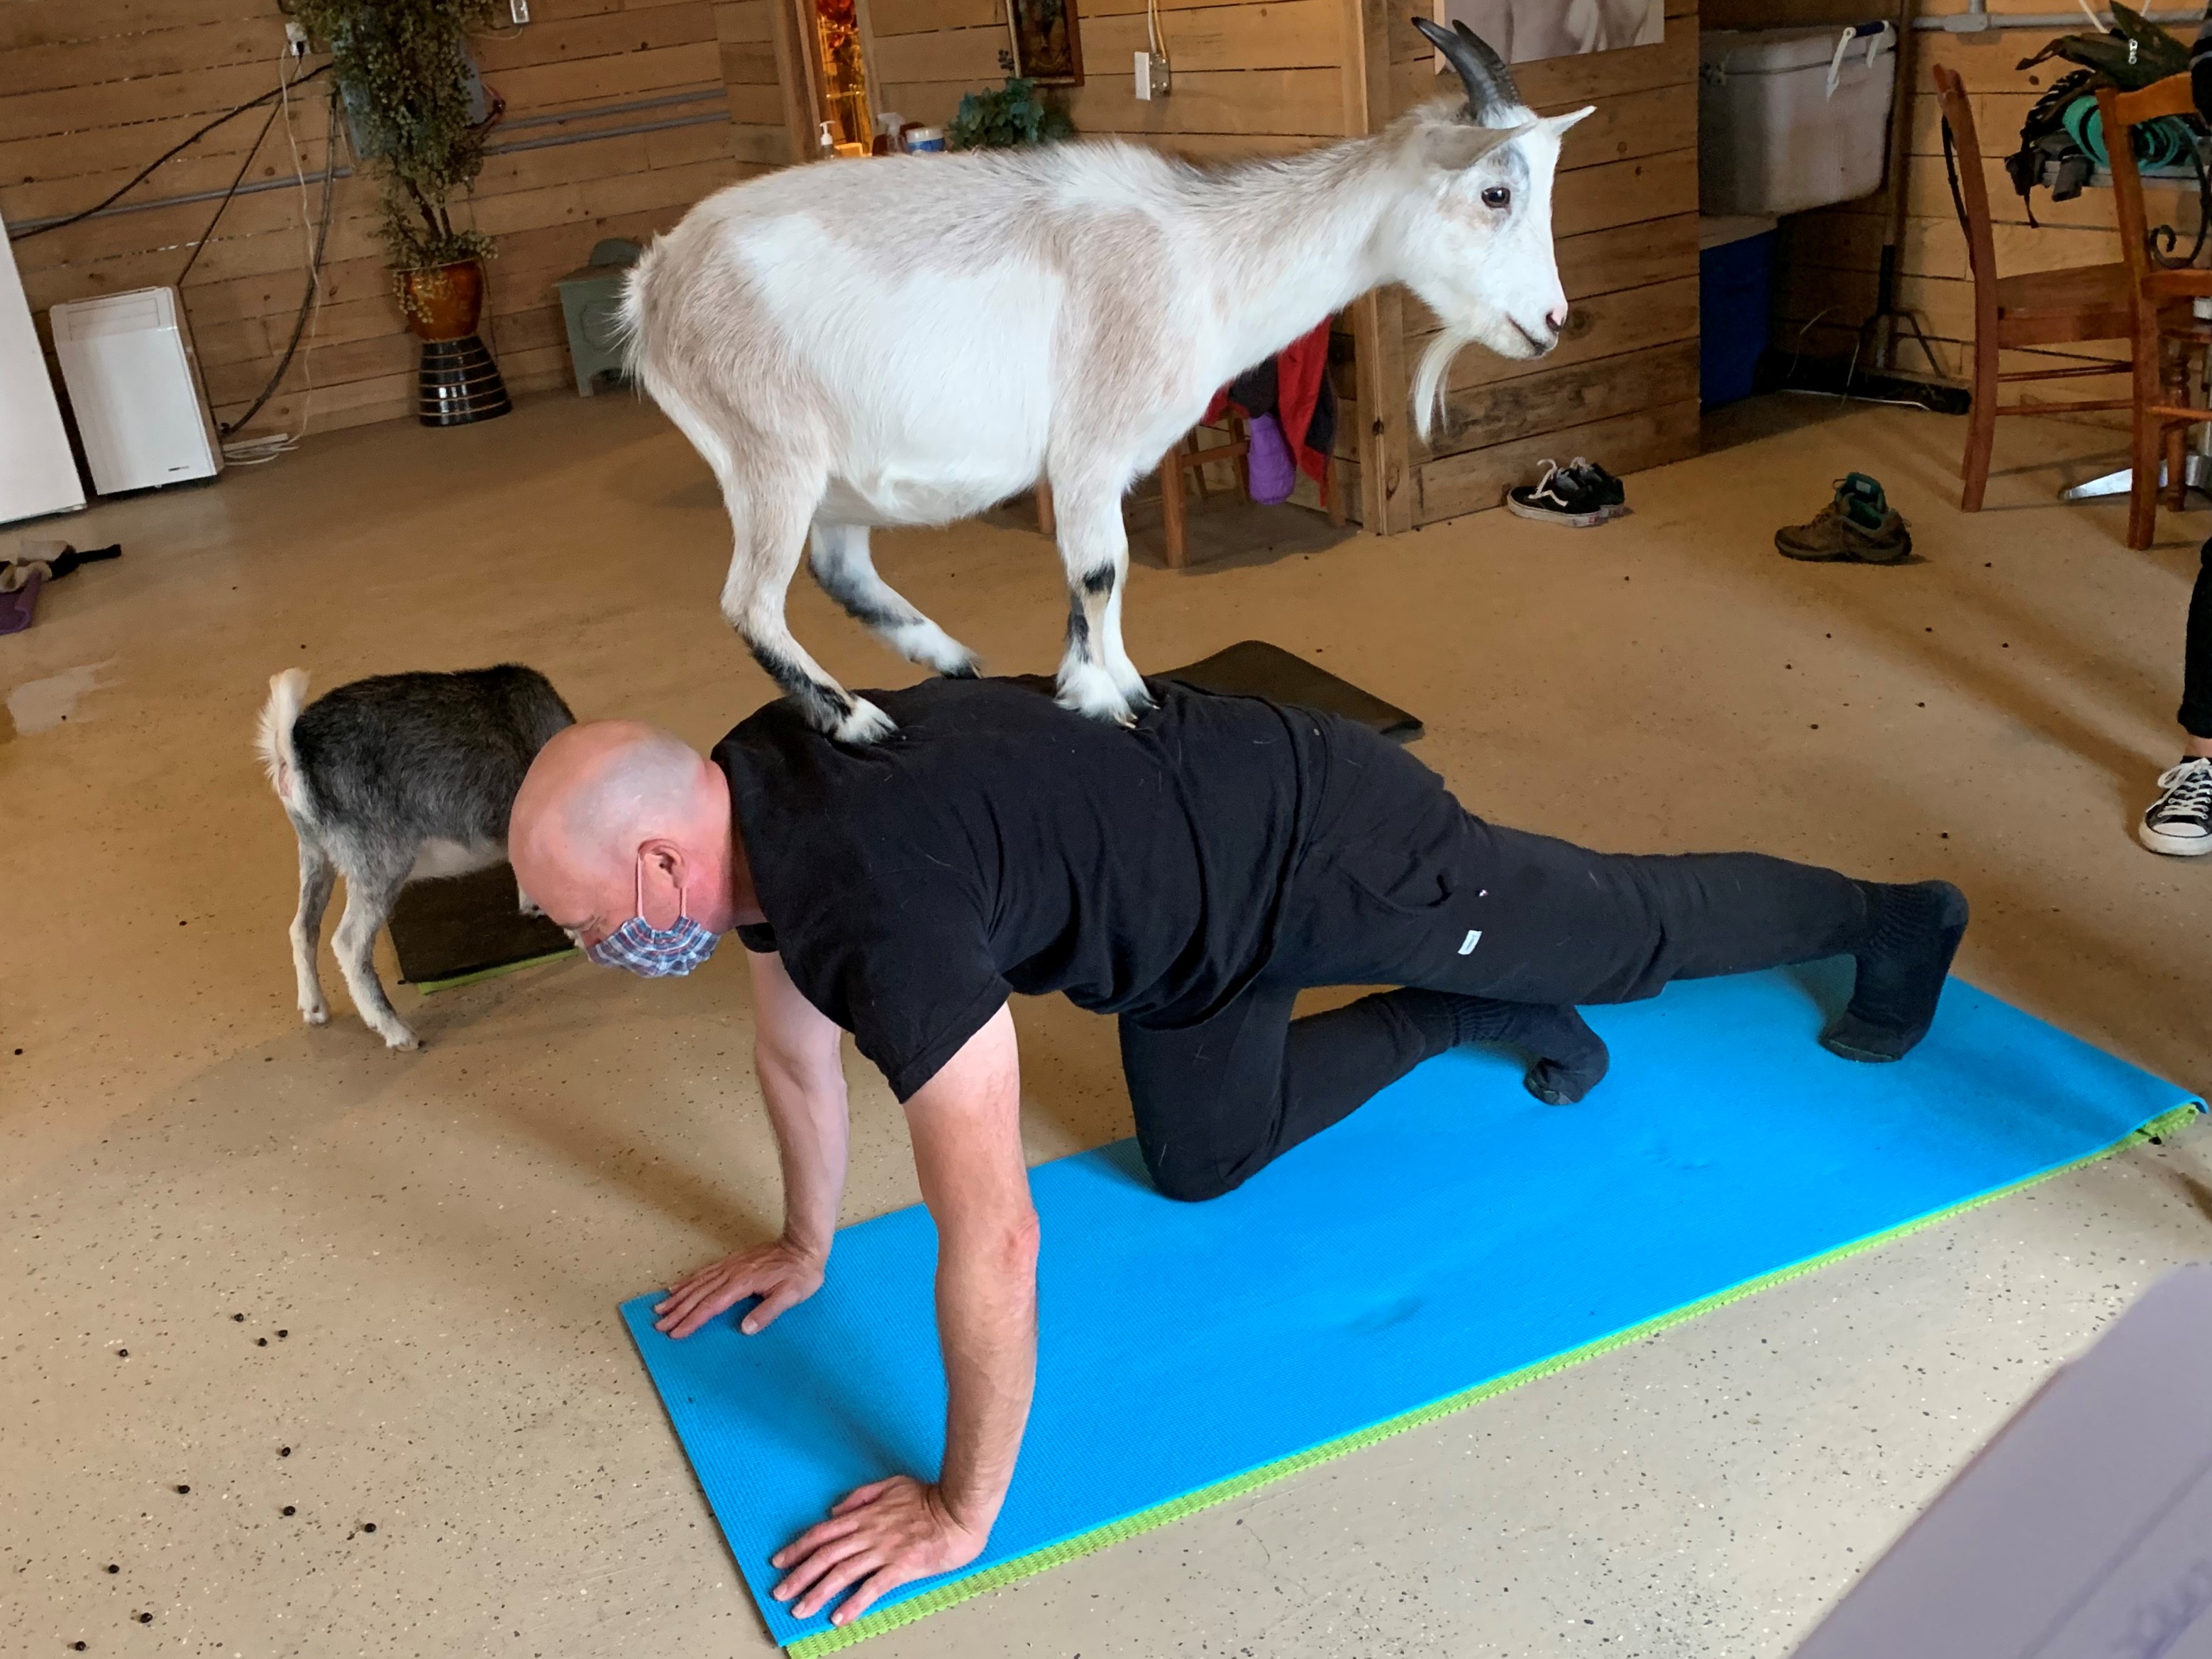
[1934,63,2134,512]
[1034,418,1344,570]
[2100,73,2212,549]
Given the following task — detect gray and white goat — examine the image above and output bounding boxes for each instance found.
[256,665,575,1050]
[624,21,1588,741]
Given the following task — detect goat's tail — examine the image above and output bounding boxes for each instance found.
[256,668,309,810]
[612,242,660,389]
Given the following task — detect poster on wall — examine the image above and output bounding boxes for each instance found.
[1007,0,1084,85]
[1433,0,1663,68]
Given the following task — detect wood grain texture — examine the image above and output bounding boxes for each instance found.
[16,0,753,439]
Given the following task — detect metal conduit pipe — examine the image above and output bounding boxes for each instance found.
[1912,6,2202,28]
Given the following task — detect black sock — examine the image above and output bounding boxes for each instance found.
[1823,880,1969,1063]
[1442,995,1610,1105]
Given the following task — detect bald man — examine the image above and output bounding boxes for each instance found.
[510,675,1968,1628]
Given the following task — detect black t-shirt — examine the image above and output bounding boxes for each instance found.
[712,676,1347,1100]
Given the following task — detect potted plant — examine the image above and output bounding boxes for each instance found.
[946,77,1074,150]
[291,0,511,423]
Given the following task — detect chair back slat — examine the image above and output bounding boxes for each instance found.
[1932,64,1999,308]
[2096,79,2169,293]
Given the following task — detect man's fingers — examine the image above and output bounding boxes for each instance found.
[739,1282,801,1336]
[775,1536,869,1608]
[829,1478,897,1515]
[769,1514,859,1572]
[833,1562,912,1627]
[793,1549,886,1621]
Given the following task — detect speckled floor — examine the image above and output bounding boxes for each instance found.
[5,391,2209,1659]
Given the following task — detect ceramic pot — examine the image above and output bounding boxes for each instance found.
[397,259,485,342]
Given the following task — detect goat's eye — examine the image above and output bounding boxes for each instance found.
[1481,185,1512,209]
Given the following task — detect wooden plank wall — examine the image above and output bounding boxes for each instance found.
[865,0,1352,160]
[1349,0,1703,526]
[1709,0,2200,413]
[3,0,778,441]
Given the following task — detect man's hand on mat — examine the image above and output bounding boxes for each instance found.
[770,1475,987,1626]
[653,1239,826,1338]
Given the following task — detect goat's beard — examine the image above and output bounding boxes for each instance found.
[1412,326,1478,446]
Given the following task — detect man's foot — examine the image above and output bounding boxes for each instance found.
[1822,880,1969,1063]
[1446,996,1610,1104]
[2140,757,2212,856]
[1776,473,1912,564]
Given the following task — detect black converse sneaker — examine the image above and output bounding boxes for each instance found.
[1507,460,1612,527]
[2140,757,2212,855]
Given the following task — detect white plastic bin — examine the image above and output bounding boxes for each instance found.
[1700,23,1896,218]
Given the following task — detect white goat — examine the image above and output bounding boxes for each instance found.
[624,21,1587,740]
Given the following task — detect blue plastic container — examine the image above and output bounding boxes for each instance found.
[1699,220,1777,408]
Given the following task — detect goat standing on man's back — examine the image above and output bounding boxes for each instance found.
[624,21,1588,742]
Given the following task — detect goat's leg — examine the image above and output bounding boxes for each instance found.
[289,826,336,1026]
[807,522,980,678]
[331,856,418,1052]
[1050,486,1151,724]
[720,473,895,743]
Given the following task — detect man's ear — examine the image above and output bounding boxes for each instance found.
[1420,118,1521,172]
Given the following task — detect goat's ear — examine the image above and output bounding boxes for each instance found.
[1547,105,1596,136]
[1419,119,1515,172]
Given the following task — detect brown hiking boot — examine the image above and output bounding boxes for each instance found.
[1776,473,1912,564]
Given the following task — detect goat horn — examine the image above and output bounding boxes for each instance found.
[1412,16,1524,122]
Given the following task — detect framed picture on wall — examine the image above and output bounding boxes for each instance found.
[1008,0,1083,86]
[1434,0,1661,66]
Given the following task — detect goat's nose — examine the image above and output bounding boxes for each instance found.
[1544,304,1569,335]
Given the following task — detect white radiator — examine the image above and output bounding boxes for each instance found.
[51,287,222,496]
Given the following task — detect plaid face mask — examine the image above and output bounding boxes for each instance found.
[585,859,721,978]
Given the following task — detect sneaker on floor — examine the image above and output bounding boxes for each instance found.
[1562,457,1629,520]
[2140,756,2212,855]
[1508,460,1612,527]
[1776,473,1912,564]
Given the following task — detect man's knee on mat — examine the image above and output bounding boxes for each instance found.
[1141,1150,1248,1204]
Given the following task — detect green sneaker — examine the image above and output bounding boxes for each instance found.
[1775,473,1913,564]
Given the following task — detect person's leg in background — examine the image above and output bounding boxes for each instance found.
[2142,536,2212,856]
[1118,983,1599,1201]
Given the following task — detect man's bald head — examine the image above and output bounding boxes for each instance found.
[511,721,745,944]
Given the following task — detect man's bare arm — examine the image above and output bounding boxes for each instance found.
[656,946,851,1338]
[768,1003,1035,1626]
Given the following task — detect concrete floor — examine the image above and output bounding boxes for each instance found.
[6,390,2210,1659]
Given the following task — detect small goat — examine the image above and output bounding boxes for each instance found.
[257,665,575,1050]
[625,21,1588,741]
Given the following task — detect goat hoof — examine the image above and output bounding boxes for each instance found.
[301,1005,328,1027]
[831,698,897,745]
[381,1029,421,1052]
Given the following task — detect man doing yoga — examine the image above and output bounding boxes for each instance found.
[509,674,1968,1629]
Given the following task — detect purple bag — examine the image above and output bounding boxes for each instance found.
[0,569,43,636]
[1245,412,1296,505]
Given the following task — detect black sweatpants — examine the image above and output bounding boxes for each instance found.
[2182,539,2212,740]
[1119,733,1870,1202]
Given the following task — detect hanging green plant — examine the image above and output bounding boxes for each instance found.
[946,77,1074,150]
[288,0,502,272]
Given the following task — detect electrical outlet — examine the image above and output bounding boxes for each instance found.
[284,20,309,56]
[1134,50,1170,100]
[510,0,530,21]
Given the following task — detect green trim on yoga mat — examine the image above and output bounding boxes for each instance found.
[783,1099,2205,1658]
[414,947,577,995]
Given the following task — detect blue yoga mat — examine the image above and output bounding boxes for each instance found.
[620,963,2200,1654]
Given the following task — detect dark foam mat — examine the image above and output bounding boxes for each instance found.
[387,862,575,989]
[1163,639,1421,743]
